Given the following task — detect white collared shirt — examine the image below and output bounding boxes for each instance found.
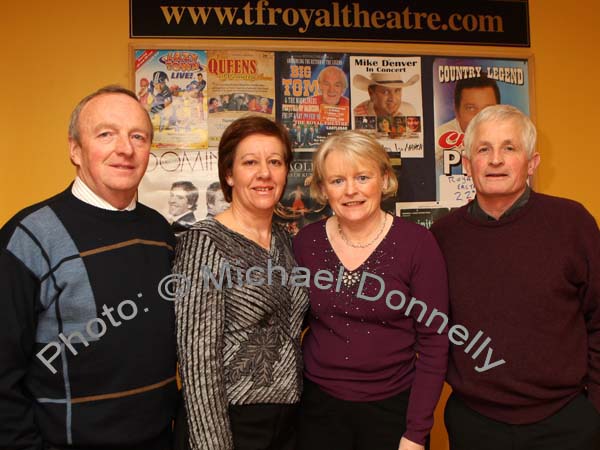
[71,177,136,211]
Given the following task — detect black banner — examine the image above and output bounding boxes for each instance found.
[130,0,530,47]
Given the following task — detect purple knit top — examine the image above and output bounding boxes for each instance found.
[293,216,449,445]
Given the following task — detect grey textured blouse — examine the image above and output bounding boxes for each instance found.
[173,218,309,450]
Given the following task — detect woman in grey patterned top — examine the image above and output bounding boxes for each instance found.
[174,116,308,450]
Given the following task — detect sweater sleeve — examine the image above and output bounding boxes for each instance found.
[173,230,234,450]
[0,247,44,450]
[579,209,600,413]
[403,230,450,445]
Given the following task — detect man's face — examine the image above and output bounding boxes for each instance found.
[463,118,539,205]
[369,85,403,116]
[456,86,498,132]
[168,187,191,216]
[320,70,345,106]
[407,116,420,132]
[207,189,230,216]
[69,93,152,208]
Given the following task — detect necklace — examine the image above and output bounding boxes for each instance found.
[337,212,388,248]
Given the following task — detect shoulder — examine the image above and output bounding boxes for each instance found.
[135,202,176,242]
[429,206,468,240]
[294,219,326,245]
[272,222,293,247]
[531,192,597,227]
[397,102,417,116]
[1,189,70,248]
[390,215,435,244]
[353,100,370,114]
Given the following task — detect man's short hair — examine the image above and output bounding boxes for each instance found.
[463,104,537,159]
[171,181,199,211]
[206,181,221,205]
[454,76,501,110]
[68,85,153,144]
[318,66,348,91]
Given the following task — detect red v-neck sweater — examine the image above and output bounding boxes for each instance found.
[431,191,600,423]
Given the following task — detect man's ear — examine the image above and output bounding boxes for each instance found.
[462,154,472,177]
[69,138,82,167]
[528,152,541,175]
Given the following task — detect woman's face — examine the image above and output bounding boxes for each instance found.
[321,149,387,226]
[226,134,288,215]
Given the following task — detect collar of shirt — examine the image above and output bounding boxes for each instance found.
[468,186,531,221]
[71,177,136,211]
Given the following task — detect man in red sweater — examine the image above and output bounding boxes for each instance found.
[431,104,600,449]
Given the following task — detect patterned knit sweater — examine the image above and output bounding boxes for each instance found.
[0,188,178,450]
[174,218,309,450]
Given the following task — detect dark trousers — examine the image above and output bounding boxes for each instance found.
[445,392,600,450]
[297,378,426,450]
[174,401,297,450]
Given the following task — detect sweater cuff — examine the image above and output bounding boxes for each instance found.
[403,429,427,446]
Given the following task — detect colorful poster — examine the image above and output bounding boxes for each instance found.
[138,149,229,235]
[277,53,350,150]
[434,57,529,202]
[206,50,275,146]
[350,55,424,158]
[134,50,208,149]
[274,151,331,234]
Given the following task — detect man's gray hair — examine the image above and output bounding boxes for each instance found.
[68,85,153,144]
[463,104,537,159]
[318,66,348,91]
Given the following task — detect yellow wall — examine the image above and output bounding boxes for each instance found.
[1,1,599,448]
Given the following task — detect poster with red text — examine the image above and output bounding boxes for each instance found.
[277,52,350,150]
[206,50,275,146]
[134,49,208,150]
[434,57,529,202]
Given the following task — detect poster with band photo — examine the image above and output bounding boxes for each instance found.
[206,50,276,146]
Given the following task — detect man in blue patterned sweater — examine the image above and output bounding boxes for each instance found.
[0,86,178,450]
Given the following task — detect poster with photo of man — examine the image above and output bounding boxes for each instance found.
[434,57,529,202]
[277,52,350,150]
[138,148,230,235]
[350,55,424,158]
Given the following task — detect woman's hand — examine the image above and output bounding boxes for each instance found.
[398,436,425,450]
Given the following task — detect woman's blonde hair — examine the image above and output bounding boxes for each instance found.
[310,130,398,205]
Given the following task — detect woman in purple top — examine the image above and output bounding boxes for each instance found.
[293,131,449,450]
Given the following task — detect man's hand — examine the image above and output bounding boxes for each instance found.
[398,436,425,450]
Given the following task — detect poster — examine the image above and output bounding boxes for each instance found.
[138,149,229,234]
[277,52,350,150]
[275,150,331,234]
[350,55,424,158]
[134,50,208,149]
[207,50,276,146]
[434,57,529,202]
[395,201,462,229]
